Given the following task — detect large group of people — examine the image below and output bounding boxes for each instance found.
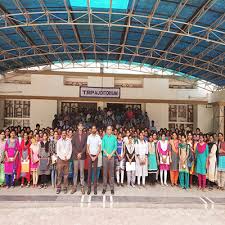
[0,120,225,196]
[52,106,152,130]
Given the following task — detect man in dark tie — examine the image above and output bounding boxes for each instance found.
[71,123,87,195]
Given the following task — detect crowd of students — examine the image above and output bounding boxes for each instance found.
[52,106,152,130]
[0,123,225,195]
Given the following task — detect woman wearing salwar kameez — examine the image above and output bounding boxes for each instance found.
[135,133,148,187]
[187,132,195,188]
[125,136,136,187]
[148,135,158,185]
[157,134,170,186]
[17,132,31,187]
[115,133,125,186]
[217,133,225,190]
[30,135,40,188]
[4,130,19,188]
[38,133,50,189]
[169,132,180,186]
[207,135,217,190]
[0,130,6,186]
[178,135,190,189]
[196,134,209,191]
[49,131,58,188]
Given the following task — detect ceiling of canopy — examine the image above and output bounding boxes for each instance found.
[0,0,224,86]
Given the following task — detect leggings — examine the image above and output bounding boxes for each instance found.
[32,171,38,185]
[198,174,206,189]
[5,174,14,187]
[40,174,48,185]
[21,176,30,185]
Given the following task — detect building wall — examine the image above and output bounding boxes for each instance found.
[0,100,4,128]
[0,72,220,130]
[196,105,213,133]
[145,103,169,130]
[30,99,57,129]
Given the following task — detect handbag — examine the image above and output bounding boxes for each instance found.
[21,160,29,173]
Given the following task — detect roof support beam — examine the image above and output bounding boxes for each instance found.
[128,0,161,66]
[0,4,51,66]
[152,0,217,66]
[39,0,75,64]
[117,0,137,63]
[64,0,86,61]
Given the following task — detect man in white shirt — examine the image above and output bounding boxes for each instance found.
[87,125,101,195]
[56,130,72,194]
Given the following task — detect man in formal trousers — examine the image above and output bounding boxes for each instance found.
[71,123,87,195]
[87,125,102,195]
[56,130,72,194]
[102,125,117,195]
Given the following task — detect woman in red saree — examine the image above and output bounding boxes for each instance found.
[17,132,31,187]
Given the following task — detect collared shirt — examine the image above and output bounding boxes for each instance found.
[87,133,102,155]
[102,134,117,157]
[56,138,72,160]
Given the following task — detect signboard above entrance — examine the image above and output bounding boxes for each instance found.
[80,87,120,98]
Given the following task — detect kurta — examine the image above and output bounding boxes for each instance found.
[17,139,31,180]
[218,142,225,172]
[4,138,19,175]
[179,143,190,173]
[0,140,5,185]
[157,140,170,171]
[135,140,148,177]
[49,139,57,170]
[38,141,50,175]
[195,143,209,175]
[170,140,179,171]
[207,142,217,182]
[115,140,125,170]
[30,143,40,171]
[148,142,158,172]
[187,141,195,175]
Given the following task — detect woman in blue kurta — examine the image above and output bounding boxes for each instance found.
[195,134,209,191]
[148,135,158,185]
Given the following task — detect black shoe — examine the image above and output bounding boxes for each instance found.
[87,189,91,195]
[64,189,68,194]
[56,189,61,194]
[94,189,97,195]
[121,183,124,187]
[102,189,106,195]
[111,190,114,195]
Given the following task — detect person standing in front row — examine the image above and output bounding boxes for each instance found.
[135,133,148,187]
[71,123,87,195]
[195,134,209,191]
[102,126,117,195]
[87,125,101,195]
[56,130,72,194]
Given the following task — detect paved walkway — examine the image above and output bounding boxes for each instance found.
[1,184,225,225]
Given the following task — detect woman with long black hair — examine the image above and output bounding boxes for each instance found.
[38,132,50,189]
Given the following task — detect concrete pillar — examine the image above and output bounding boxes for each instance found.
[0,100,4,129]
[213,103,224,134]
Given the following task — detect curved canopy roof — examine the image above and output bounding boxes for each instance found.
[0,0,224,86]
